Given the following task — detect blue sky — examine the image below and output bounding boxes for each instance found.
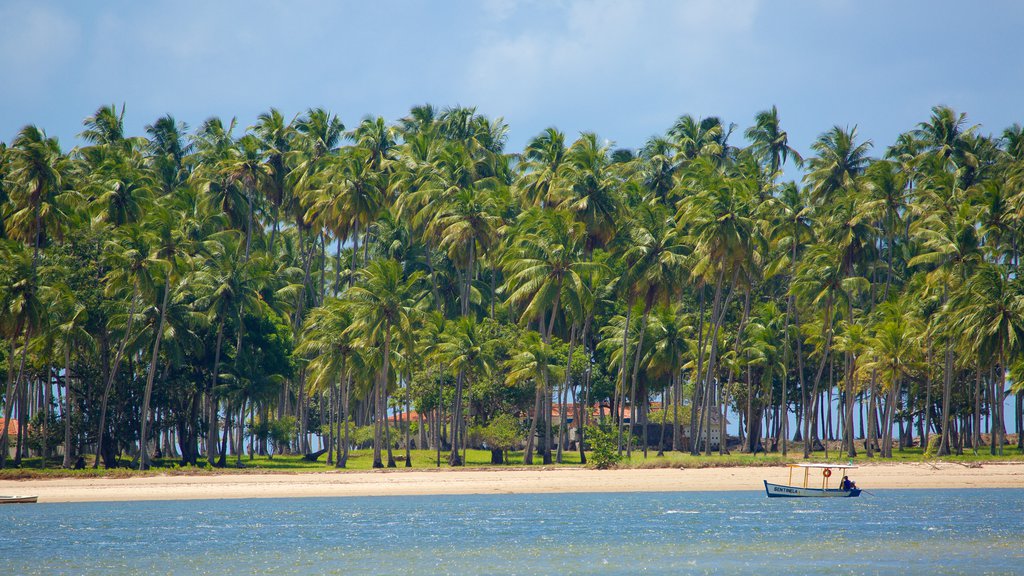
[3,0,1024,162]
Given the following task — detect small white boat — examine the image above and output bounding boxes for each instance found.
[764,463,861,498]
[0,495,39,504]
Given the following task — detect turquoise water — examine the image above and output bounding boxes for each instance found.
[1,489,1021,575]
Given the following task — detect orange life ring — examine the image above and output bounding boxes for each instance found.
[823,468,832,478]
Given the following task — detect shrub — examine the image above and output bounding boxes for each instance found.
[585,424,621,469]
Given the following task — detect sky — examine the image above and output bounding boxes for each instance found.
[3,0,1024,163]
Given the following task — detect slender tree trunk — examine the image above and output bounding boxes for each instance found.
[690,288,706,454]
[95,287,140,468]
[973,363,982,454]
[62,345,74,468]
[627,296,654,458]
[617,304,633,455]
[404,367,413,467]
[139,276,172,470]
[449,367,466,466]
[339,369,351,468]
[937,341,954,456]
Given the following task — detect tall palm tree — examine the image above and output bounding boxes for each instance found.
[804,125,872,205]
[618,202,688,456]
[53,288,93,468]
[146,115,193,195]
[517,128,568,207]
[347,259,423,468]
[296,297,356,466]
[505,329,564,464]
[745,106,803,174]
[0,242,50,468]
[93,224,158,467]
[643,304,691,453]
[955,264,1024,456]
[434,316,495,465]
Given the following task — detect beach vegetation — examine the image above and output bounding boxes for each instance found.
[1,104,1023,473]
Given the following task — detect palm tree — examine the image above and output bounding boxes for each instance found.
[146,115,193,195]
[643,304,691,453]
[618,202,688,456]
[745,106,803,174]
[560,133,621,254]
[137,200,194,469]
[93,224,158,467]
[517,128,568,207]
[434,316,495,465]
[0,242,50,468]
[296,297,356,467]
[53,289,93,468]
[954,264,1024,456]
[677,161,759,454]
[347,259,423,468]
[193,231,273,465]
[221,135,270,260]
[505,329,564,464]
[859,302,920,458]
[804,125,872,205]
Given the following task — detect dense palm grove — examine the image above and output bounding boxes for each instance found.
[1,103,1022,471]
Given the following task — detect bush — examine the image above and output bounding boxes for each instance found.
[585,424,621,469]
[477,413,521,452]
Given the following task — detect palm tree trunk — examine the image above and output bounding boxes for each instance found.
[866,371,877,457]
[448,367,466,466]
[1,328,26,468]
[689,288,706,454]
[704,267,739,455]
[404,367,413,467]
[139,276,172,469]
[339,368,351,468]
[578,315,592,464]
[62,345,74,468]
[616,304,633,455]
[627,296,654,458]
[541,369,553,465]
[207,317,225,466]
[524,381,542,465]
[376,327,394,468]
[937,342,953,456]
[923,338,932,450]
[95,287,140,468]
[556,325,576,464]
[803,298,833,458]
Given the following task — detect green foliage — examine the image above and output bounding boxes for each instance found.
[3,102,1024,473]
[26,411,62,454]
[475,413,522,452]
[585,424,621,469]
[268,417,296,448]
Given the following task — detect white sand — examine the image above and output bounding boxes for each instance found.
[2,462,1021,503]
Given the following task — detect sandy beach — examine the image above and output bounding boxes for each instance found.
[2,462,1021,503]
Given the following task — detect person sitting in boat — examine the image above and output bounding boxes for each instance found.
[840,476,856,490]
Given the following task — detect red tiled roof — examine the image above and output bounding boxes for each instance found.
[0,418,18,436]
[387,410,424,424]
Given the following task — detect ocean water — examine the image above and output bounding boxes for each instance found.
[1,489,1021,575]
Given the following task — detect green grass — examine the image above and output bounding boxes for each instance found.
[1,444,1019,480]
[0,448,586,479]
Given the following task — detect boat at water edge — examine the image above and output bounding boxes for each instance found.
[764,463,861,498]
[0,495,39,504]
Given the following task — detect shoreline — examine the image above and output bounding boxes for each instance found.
[2,462,1021,503]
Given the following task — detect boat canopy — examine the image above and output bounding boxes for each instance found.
[786,463,858,469]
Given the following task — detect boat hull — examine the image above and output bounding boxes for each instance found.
[763,480,860,498]
[0,495,39,504]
